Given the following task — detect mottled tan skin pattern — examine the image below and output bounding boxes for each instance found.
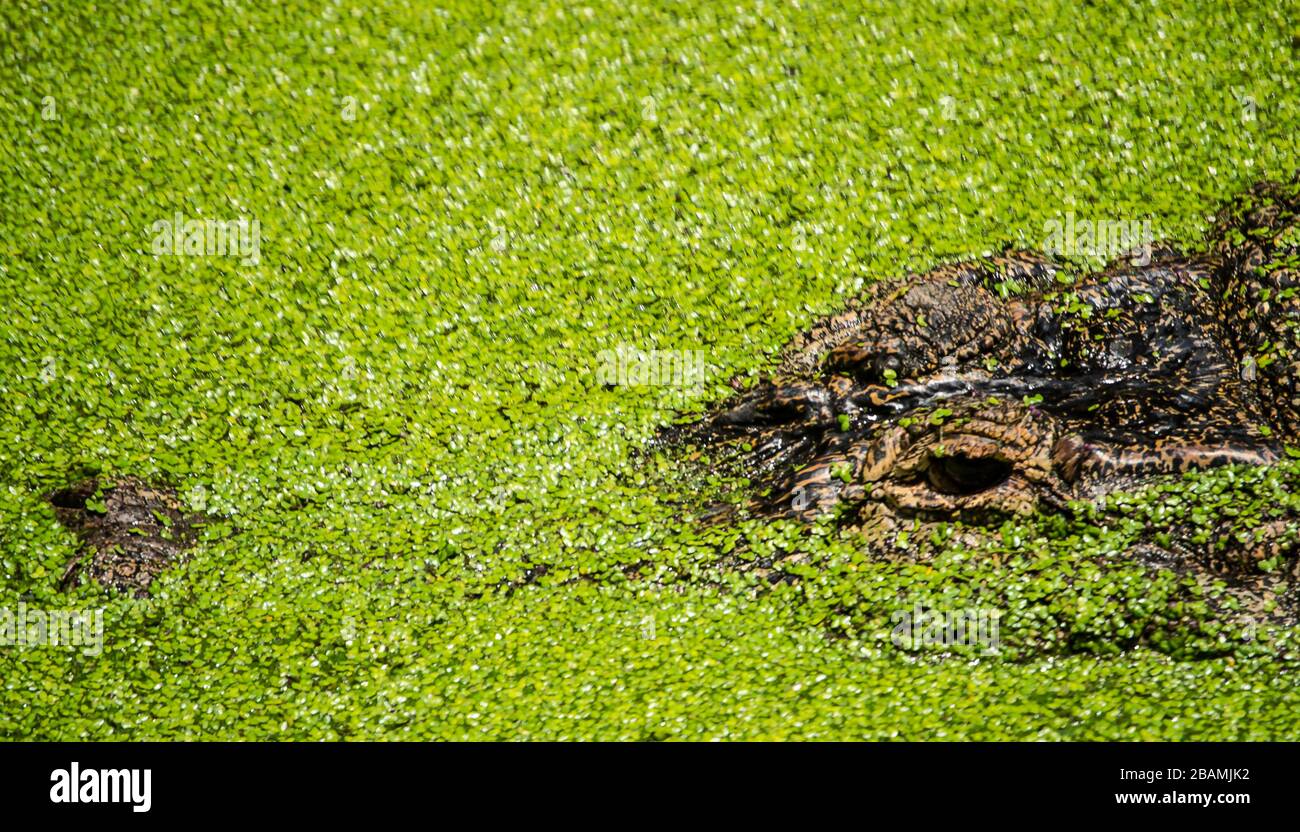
[49,477,201,597]
[679,176,1300,573]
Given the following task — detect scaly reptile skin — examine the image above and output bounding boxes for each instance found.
[673,175,1300,573]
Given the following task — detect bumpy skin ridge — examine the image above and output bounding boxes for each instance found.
[675,174,1300,573]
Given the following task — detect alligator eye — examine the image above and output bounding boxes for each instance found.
[927,453,1013,495]
[826,344,904,384]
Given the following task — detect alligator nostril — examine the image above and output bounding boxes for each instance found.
[926,453,1013,495]
[875,354,902,377]
[48,483,93,510]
